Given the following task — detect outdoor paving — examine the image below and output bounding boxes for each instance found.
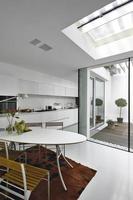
[91,122,133,149]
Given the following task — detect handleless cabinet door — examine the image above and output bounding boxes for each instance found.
[18,79,38,94]
[38,83,54,95]
[65,87,78,97]
[0,75,18,95]
[54,85,65,96]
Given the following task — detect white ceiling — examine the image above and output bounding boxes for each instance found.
[0,0,126,80]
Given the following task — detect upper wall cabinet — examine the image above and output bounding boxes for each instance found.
[65,87,78,97]
[38,83,54,96]
[54,85,66,96]
[0,75,18,95]
[18,79,38,94]
[18,79,78,97]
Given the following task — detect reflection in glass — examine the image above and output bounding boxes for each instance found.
[95,79,104,126]
[90,78,94,128]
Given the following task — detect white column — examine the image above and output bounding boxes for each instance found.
[79,68,90,137]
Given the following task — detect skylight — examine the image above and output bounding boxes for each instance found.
[88,12,133,42]
[62,0,133,60]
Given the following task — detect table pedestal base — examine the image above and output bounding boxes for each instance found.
[56,145,73,191]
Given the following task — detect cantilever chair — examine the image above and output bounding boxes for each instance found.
[18,122,43,151]
[0,156,50,200]
[17,122,43,163]
[45,122,65,156]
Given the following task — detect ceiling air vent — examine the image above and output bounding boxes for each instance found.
[39,44,52,51]
[30,38,41,46]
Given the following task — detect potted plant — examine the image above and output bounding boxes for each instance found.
[115,98,127,123]
[5,110,19,133]
[14,120,30,134]
[96,98,103,122]
[107,120,115,128]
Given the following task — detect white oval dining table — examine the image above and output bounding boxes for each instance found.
[0,127,86,191]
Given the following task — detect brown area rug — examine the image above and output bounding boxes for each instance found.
[0,146,96,200]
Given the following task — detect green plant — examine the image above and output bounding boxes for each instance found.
[14,120,29,134]
[6,110,19,133]
[96,98,103,106]
[96,98,103,116]
[115,98,127,118]
[107,120,115,127]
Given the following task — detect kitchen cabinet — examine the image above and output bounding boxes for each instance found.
[54,85,65,96]
[65,87,78,97]
[0,75,18,95]
[19,112,42,123]
[41,108,78,127]
[53,109,78,127]
[18,79,38,94]
[22,108,78,127]
[0,108,78,129]
[18,79,78,97]
[38,83,54,96]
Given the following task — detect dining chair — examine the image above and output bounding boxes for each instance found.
[18,122,43,163]
[0,141,9,159]
[0,140,27,166]
[0,156,50,200]
[18,122,43,151]
[45,121,65,156]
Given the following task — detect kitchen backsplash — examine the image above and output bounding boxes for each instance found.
[18,95,76,110]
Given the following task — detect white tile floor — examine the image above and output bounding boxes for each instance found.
[66,141,133,200]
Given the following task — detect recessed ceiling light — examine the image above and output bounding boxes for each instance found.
[39,44,52,51]
[30,38,41,46]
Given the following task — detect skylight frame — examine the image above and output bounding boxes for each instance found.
[78,0,132,31]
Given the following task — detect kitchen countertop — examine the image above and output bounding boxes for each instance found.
[0,107,78,117]
[20,107,78,114]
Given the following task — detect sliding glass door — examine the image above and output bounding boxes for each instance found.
[79,58,133,152]
[90,61,128,150]
[89,76,105,130]
[95,78,105,127]
[130,59,133,152]
[90,78,95,129]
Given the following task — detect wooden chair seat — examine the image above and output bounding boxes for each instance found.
[0,142,5,151]
[2,164,48,191]
[0,156,50,200]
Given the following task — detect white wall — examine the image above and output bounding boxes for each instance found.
[91,67,110,81]
[110,73,128,122]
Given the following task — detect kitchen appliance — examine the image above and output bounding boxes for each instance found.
[0,96,17,113]
[53,103,62,110]
[47,106,52,110]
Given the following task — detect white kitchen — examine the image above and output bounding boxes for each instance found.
[1,1,133,200]
[0,62,78,131]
